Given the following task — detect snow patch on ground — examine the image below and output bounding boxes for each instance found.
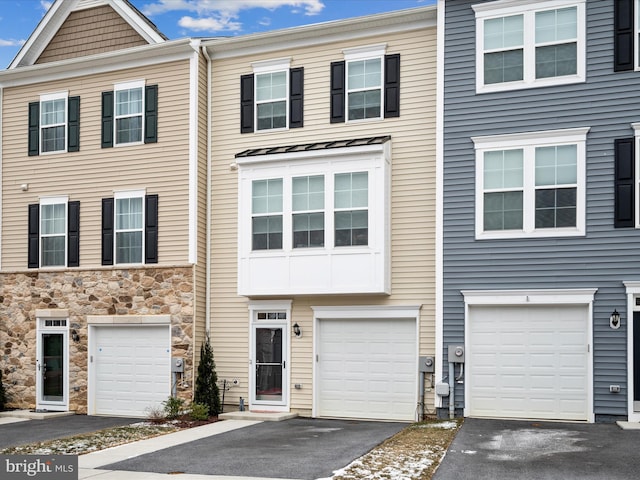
[330,447,437,480]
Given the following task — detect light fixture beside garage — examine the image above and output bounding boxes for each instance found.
[610,309,621,329]
[293,323,302,338]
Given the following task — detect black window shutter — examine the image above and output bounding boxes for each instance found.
[615,137,635,227]
[144,84,158,144]
[240,74,255,133]
[28,204,39,268]
[67,96,80,152]
[101,91,114,148]
[67,201,80,267]
[384,54,401,118]
[290,67,304,129]
[145,194,159,264]
[28,102,40,156]
[615,0,634,71]
[101,198,114,265]
[330,61,345,123]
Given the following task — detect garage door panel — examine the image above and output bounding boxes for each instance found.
[318,318,416,421]
[92,326,170,417]
[468,305,589,421]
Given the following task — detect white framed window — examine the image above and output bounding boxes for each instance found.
[253,58,290,131]
[114,190,145,264]
[250,172,368,251]
[472,127,589,239]
[40,196,68,267]
[334,172,368,246]
[292,175,325,248]
[40,92,67,153]
[114,80,144,145]
[252,178,283,250]
[344,45,385,121]
[473,0,585,93]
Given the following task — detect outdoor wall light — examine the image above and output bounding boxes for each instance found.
[293,323,302,338]
[610,309,621,330]
[70,329,80,342]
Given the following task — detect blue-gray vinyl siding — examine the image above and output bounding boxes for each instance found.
[443,0,632,418]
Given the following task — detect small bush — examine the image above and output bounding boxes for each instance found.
[194,333,221,416]
[145,405,166,423]
[189,402,209,421]
[163,396,186,420]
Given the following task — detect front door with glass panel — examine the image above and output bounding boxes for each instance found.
[251,317,288,408]
[36,320,68,411]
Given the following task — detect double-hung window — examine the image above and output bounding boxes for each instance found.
[334,172,368,246]
[240,58,304,133]
[256,71,287,130]
[40,198,67,267]
[330,45,400,123]
[252,179,283,250]
[473,127,589,239]
[292,175,325,248]
[474,0,585,92]
[115,192,144,263]
[115,81,143,144]
[347,57,382,120]
[28,196,80,269]
[40,93,67,153]
[101,191,158,265]
[28,92,80,156]
[101,81,158,147]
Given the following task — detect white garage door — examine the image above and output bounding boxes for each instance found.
[317,319,416,421]
[91,326,171,417]
[467,305,589,421]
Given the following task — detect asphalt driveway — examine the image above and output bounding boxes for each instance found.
[100,417,406,479]
[0,414,137,449]
[434,418,640,480]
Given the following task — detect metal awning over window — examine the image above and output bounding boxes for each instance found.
[235,135,391,158]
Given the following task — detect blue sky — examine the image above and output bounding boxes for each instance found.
[0,0,436,68]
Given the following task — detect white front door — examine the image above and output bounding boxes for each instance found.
[36,319,69,412]
[251,322,288,410]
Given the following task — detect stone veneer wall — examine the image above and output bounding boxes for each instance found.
[0,266,194,413]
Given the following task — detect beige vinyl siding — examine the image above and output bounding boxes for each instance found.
[2,60,192,270]
[209,26,437,414]
[36,5,148,64]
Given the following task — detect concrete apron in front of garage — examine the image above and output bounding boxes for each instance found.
[434,418,640,480]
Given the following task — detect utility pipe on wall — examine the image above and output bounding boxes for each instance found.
[449,361,455,419]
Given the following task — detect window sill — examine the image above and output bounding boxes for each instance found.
[476,74,585,95]
[476,227,586,240]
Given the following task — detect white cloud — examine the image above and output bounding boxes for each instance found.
[258,16,271,26]
[0,39,25,47]
[142,0,324,33]
[178,15,241,32]
[40,1,53,12]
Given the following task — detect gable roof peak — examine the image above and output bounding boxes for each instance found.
[9,0,167,69]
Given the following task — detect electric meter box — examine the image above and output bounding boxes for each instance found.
[171,357,184,373]
[448,345,465,363]
[419,356,435,373]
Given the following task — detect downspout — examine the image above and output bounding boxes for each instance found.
[202,45,212,336]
